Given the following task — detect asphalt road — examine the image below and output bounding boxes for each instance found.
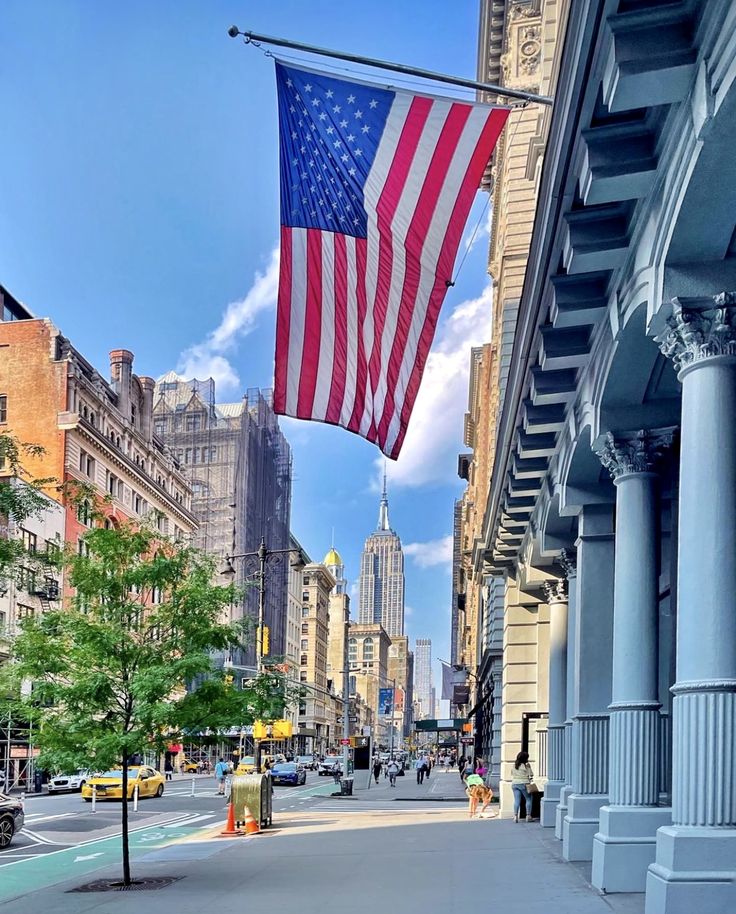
[0,771,335,900]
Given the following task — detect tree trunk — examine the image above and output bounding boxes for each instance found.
[121,753,131,886]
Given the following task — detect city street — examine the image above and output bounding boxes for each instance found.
[0,772,335,903]
[0,770,644,914]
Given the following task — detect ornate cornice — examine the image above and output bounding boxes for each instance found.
[656,293,736,375]
[596,428,675,480]
[542,578,567,603]
[558,548,577,580]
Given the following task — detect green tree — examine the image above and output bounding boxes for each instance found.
[2,521,295,886]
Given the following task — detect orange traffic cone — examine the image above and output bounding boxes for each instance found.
[219,801,242,836]
[243,805,260,835]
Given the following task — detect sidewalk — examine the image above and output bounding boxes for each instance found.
[3,770,644,914]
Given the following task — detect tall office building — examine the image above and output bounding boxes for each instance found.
[358,474,405,635]
[414,638,432,721]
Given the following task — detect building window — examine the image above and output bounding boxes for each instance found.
[299,701,307,715]
[300,671,307,682]
[154,419,167,437]
[301,623,308,634]
[107,472,119,497]
[0,395,7,424]
[77,538,90,557]
[20,529,37,553]
[185,414,202,432]
[78,450,95,478]
[18,567,36,593]
[77,499,94,527]
[300,639,309,650]
[300,653,308,666]
[348,638,357,662]
[301,606,309,617]
[17,604,34,621]
[131,403,137,426]
[362,637,374,661]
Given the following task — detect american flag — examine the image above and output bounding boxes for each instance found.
[273,62,509,458]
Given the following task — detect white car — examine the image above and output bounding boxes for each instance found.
[318,757,342,776]
[47,769,91,794]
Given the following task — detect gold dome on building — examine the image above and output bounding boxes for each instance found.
[324,547,343,567]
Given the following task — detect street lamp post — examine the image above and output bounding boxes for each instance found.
[220,538,305,767]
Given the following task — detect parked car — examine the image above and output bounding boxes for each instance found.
[48,769,91,794]
[271,763,307,786]
[0,793,24,849]
[318,756,342,776]
[81,766,165,801]
[295,755,316,771]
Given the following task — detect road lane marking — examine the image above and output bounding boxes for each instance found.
[73,853,104,863]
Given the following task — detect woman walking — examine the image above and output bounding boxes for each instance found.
[511,751,535,822]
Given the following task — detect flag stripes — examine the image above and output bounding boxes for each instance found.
[274,64,509,458]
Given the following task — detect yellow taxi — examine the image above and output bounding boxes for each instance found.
[81,766,165,801]
[235,755,256,775]
[180,759,199,773]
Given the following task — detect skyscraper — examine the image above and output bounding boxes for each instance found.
[414,638,432,721]
[358,473,405,635]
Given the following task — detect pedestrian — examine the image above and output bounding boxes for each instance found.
[373,759,382,784]
[164,757,173,781]
[425,755,432,779]
[332,761,342,785]
[474,757,488,778]
[214,757,228,796]
[415,756,426,785]
[511,751,535,823]
[387,758,399,787]
[458,755,467,782]
[464,771,494,819]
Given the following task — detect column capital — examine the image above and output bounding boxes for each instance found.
[558,548,577,580]
[656,293,736,374]
[543,577,567,603]
[596,429,675,480]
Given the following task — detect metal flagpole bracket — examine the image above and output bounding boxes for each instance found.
[227,26,554,107]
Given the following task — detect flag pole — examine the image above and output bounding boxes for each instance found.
[227,26,554,108]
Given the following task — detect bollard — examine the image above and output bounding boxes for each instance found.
[133,785,139,812]
[92,785,97,814]
[190,777,196,797]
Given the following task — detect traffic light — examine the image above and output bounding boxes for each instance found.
[261,625,270,656]
[224,674,234,686]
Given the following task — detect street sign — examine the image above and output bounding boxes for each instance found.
[414,718,467,732]
[340,738,350,745]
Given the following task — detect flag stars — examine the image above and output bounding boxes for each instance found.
[340,119,348,128]
[369,99,378,108]
[319,112,327,121]
[354,110,363,119]
[355,149,363,157]
[347,134,355,143]
[348,167,357,176]
[326,126,335,135]
[326,89,334,99]
[332,104,341,113]
[347,94,356,103]
[311,98,321,107]
[305,83,313,93]
[286,78,293,87]
[341,153,349,162]
[361,125,370,134]
[334,140,342,149]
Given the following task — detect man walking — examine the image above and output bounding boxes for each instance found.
[215,757,228,796]
[415,756,426,785]
[386,757,399,787]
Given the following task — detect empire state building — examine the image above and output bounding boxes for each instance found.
[358,475,405,636]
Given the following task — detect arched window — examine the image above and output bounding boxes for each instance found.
[348,638,358,662]
[362,637,374,661]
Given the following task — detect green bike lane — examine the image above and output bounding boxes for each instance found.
[0,816,209,904]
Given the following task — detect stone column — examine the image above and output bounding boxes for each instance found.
[555,550,577,839]
[562,505,615,862]
[647,296,736,914]
[541,571,568,827]
[591,430,674,892]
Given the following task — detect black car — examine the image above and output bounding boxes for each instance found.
[0,793,24,849]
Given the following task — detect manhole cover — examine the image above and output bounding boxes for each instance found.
[69,876,184,893]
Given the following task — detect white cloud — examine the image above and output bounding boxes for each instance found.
[404,535,453,569]
[374,281,493,489]
[177,247,280,393]
[405,605,414,617]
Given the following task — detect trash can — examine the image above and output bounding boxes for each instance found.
[340,777,354,796]
[34,771,43,793]
[230,773,272,828]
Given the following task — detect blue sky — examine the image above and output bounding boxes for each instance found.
[0,0,496,707]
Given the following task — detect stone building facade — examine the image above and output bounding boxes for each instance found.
[348,623,391,746]
[469,1,736,912]
[298,562,335,756]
